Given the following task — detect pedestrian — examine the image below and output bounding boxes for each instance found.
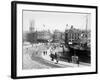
[50,49,54,61]
[50,53,54,61]
[45,51,47,55]
[43,51,45,55]
[55,52,59,64]
[77,57,80,66]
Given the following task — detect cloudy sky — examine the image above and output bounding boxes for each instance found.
[23,10,91,32]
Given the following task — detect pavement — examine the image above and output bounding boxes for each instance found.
[41,49,91,68]
[23,44,91,69]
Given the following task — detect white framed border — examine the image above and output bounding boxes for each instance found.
[11,1,97,78]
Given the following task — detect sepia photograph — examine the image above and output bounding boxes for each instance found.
[11,1,97,79]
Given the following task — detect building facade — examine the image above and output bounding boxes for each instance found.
[65,26,91,47]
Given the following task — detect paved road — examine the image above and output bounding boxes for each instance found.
[31,55,65,68]
[23,44,90,69]
[23,53,67,69]
[23,45,67,69]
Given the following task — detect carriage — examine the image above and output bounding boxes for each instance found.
[49,44,70,63]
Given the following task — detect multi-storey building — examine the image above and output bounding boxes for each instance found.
[37,30,52,42]
[65,25,91,47]
[52,30,65,43]
[65,26,81,45]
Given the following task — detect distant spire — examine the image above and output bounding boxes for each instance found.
[29,20,35,32]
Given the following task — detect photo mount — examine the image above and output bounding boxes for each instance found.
[11,1,98,79]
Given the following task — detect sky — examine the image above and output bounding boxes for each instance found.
[23,10,91,32]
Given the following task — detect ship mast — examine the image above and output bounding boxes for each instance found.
[86,15,88,47]
[86,15,88,32]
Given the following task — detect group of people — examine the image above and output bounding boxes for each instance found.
[49,46,59,64]
[49,46,80,66]
[50,52,59,64]
[43,51,47,55]
[42,44,80,66]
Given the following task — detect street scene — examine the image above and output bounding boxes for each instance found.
[22,10,91,69]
